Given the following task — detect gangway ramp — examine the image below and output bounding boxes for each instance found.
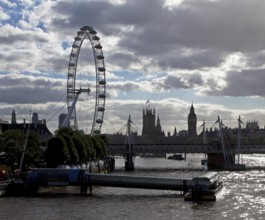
[28,168,193,193]
[89,173,192,191]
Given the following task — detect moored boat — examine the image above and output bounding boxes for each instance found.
[0,170,12,195]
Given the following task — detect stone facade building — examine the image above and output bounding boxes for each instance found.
[142,108,164,142]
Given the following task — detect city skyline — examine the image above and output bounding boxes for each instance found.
[3,104,265,137]
[1,0,265,134]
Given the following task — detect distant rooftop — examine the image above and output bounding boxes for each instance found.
[0,118,9,124]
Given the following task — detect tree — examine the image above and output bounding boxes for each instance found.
[56,127,74,137]
[72,134,87,163]
[44,127,110,166]
[45,136,70,167]
[82,135,96,159]
[91,135,107,158]
[60,134,79,165]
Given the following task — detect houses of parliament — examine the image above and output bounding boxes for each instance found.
[110,103,199,144]
[109,103,265,144]
[141,104,197,141]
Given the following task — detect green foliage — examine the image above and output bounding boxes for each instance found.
[91,135,107,158]
[44,127,110,167]
[82,135,96,159]
[56,127,75,136]
[0,130,42,172]
[72,134,87,163]
[1,129,25,142]
[59,133,79,165]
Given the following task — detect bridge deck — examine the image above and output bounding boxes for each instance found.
[107,143,265,155]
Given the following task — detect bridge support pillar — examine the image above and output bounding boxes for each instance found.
[207,153,235,170]
[80,184,88,195]
[125,154,134,171]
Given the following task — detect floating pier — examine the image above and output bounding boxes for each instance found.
[4,169,223,201]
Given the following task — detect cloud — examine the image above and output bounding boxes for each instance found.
[0,6,10,21]
[0,0,16,8]
[206,69,265,97]
[2,0,265,134]
[0,74,65,104]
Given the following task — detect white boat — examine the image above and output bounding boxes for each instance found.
[0,179,12,195]
[0,170,12,195]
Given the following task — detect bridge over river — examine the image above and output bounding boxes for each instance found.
[106,115,265,170]
[107,143,265,170]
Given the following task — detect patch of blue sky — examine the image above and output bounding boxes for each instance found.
[36,22,47,32]
[19,71,66,79]
[169,89,265,110]
[114,89,182,102]
[176,90,265,110]
[0,70,10,75]
[2,6,23,26]
[1,0,42,27]
[111,70,144,81]
[199,96,265,110]
[115,87,265,111]
[62,41,71,50]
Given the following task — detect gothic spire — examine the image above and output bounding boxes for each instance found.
[11,109,17,124]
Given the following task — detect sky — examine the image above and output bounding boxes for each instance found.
[1,0,265,135]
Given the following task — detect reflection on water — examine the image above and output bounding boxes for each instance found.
[1,154,265,220]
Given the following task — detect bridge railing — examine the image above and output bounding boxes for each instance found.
[107,144,221,155]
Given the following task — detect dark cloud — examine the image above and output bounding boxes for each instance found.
[157,50,226,70]
[154,73,203,90]
[206,69,265,97]
[108,81,141,92]
[0,26,48,45]
[244,52,265,68]
[0,75,65,104]
[107,52,141,69]
[49,0,265,72]
[188,73,204,86]
[2,0,265,133]
[160,75,188,90]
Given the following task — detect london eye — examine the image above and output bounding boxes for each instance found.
[66,26,106,135]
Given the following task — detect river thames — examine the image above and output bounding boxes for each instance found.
[1,154,265,220]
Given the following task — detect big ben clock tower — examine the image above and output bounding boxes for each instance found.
[188,103,197,137]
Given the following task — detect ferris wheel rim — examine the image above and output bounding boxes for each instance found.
[66,25,106,135]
